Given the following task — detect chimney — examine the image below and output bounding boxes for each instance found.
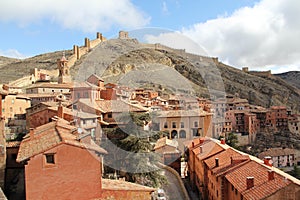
[199,138,204,144]
[221,138,226,144]
[192,142,194,148]
[268,170,275,181]
[246,177,254,189]
[29,128,34,139]
[200,145,203,153]
[263,156,273,167]
[58,105,64,118]
[215,158,219,167]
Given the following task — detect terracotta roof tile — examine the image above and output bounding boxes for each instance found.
[96,100,148,113]
[225,161,292,199]
[204,148,249,175]
[101,179,155,192]
[187,138,226,160]
[154,137,178,150]
[6,141,21,148]
[258,147,296,159]
[17,119,106,162]
[158,109,211,118]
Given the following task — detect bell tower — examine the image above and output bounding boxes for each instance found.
[57,52,72,84]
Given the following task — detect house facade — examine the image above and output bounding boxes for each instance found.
[16,119,107,200]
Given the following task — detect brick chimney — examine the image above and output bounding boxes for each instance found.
[246,177,254,189]
[57,105,64,118]
[221,138,226,144]
[268,170,275,181]
[215,158,219,167]
[29,128,34,139]
[263,156,273,167]
[199,138,204,144]
[200,145,203,153]
[192,142,194,148]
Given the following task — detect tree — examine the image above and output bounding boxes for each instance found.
[288,165,300,179]
[219,132,239,148]
[101,112,167,188]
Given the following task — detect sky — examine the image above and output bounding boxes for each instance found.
[0,0,299,73]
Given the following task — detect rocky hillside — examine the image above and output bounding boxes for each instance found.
[1,38,300,112]
[0,51,73,84]
[275,71,300,90]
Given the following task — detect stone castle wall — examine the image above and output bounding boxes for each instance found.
[8,32,106,88]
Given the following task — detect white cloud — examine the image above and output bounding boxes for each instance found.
[180,0,300,71]
[0,49,28,59]
[0,0,150,32]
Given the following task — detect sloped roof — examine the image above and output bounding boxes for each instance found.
[154,136,178,150]
[225,160,293,200]
[157,109,211,118]
[26,82,73,89]
[204,148,249,175]
[6,141,21,148]
[17,118,106,162]
[96,100,148,113]
[258,148,296,159]
[102,179,155,192]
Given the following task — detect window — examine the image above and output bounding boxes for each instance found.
[164,122,168,128]
[192,129,199,137]
[180,122,184,128]
[194,121,198,128]
[108,113,112,118]
[179,130,186,138]
[45,154,55,164]
[172,122,177,128]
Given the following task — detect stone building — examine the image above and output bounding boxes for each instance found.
[16,118,155,200]
[258,147,297,168]
[0,89,8,189]
[157,109,213,151]
[185,137,300,200]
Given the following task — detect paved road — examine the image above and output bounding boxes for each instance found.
[161,169,187,200]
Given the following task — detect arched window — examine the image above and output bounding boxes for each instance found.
[179,130,186,138]
[171,130,178,139]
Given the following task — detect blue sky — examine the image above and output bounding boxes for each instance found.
[0,0,299,73]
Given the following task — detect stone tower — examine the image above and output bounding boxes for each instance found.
[57,53,72,84]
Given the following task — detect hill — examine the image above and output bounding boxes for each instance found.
[1,37,300,112]
[275,71,300,90]
[0,51,73,84]
[72,38,300,112]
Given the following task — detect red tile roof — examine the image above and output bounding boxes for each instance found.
[186,137,226,160]
[96,100,148,113]
[154,136,178,150]
[6,141,21,148]
[16,118,106,162]
[258,147,296,159]
[101,179,155,192]
[225,160,292,200]
[204,148,249,175]
[79,99,148,113]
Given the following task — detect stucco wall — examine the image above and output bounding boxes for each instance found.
[25,144,102,200]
